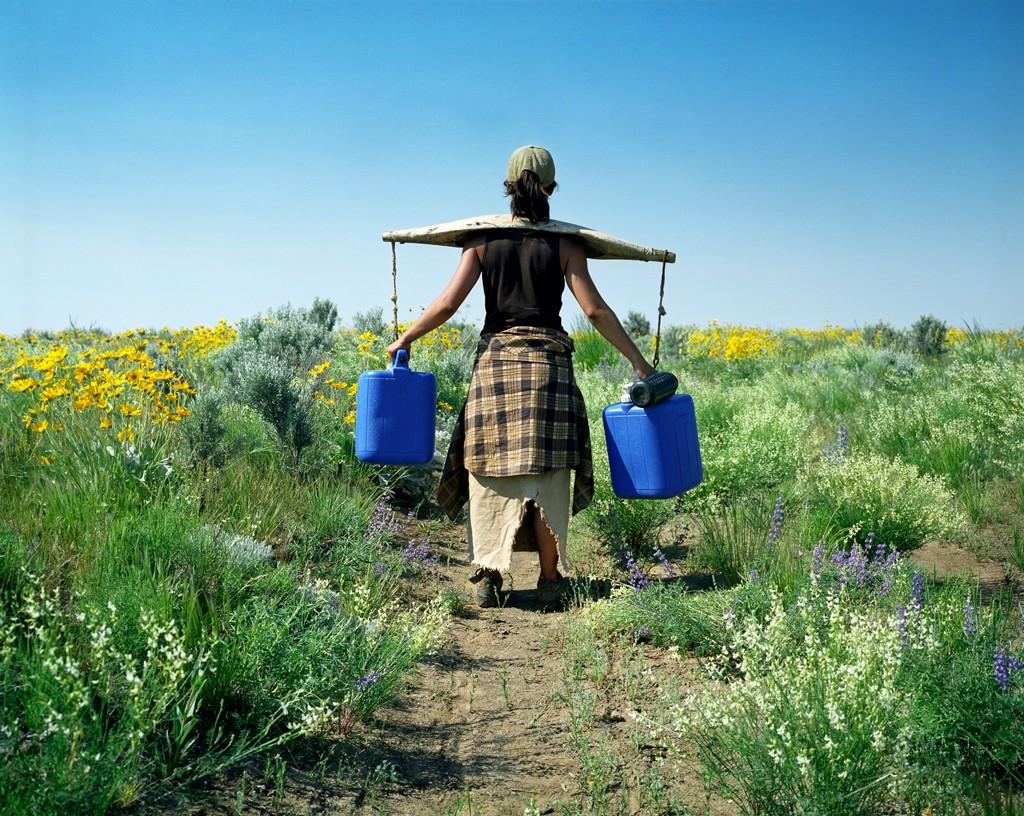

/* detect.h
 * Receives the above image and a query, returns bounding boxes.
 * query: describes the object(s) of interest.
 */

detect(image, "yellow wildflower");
[8,377,38,393]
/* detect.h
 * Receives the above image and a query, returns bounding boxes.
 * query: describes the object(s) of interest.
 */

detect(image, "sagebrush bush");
[307,297,339,334]
[351,307,388,337]
[911,314,949,359]
[623,310,651,338]
[217,300,338,377]
[581,582,732,654]
[861,320,909,351]
[180,387,228,465]
[809,451,964,551]
[222,350,316,464]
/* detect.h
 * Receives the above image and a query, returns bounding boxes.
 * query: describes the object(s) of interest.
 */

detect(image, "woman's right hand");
[632,359,656,380]
[387,338,410,361]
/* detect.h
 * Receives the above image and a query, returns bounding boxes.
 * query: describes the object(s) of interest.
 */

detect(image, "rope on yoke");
[651,250,669,370]
[390,241,399,340]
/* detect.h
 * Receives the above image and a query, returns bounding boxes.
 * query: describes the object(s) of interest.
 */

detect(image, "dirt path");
[342,532,582,815]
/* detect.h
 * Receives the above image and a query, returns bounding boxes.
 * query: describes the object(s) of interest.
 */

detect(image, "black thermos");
[629,371,679,407]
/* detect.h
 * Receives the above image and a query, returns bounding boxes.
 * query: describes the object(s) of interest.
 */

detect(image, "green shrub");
[691,496,774,582]
[588,494,675,557]
[212,587,449,725]
[809,451,964,551]
[623,310,651,339]
[863,360,1024,482]
[307,296,339,334]
[861,320,909,351]
[217,300,338,377]
[690,398,812,507]
[571,329,619,372]
[911,314,949,359]
[352,307,388,337]
[180,387,229,466]
[581,582,732,654]
[666,575,1024,815]
[907,595,1024,784]
[223,351,316,465]
[673,584,916,815]
[0,573,217,813]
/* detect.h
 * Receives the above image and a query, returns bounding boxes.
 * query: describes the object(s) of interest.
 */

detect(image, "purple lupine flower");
[963,597,977,636]
[827,534,901,596]
[993,647,1022,691]
[767,496,785,547]
[850,543,868,587]
[836,425,848,456]
[877,542,898,598]
[877,570,895,599]
[367,494,400,538]
[373,562,387,576]
[354,670,382,691]
[811,544,824,579]
[653,547,675,579]
[400,539,438,570]
[896,604,908,643]
[831,549,849,584]
[825,425,849,461]
[749,568,760,584]
[910,572,926,613]
[620,551,650,592]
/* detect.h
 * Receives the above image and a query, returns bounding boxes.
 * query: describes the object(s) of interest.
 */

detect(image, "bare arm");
[562,236,655,380]
[386,242,482,359]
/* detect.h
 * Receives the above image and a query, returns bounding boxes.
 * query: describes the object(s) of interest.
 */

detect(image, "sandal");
[536,571,565,610]
[468,567,503,608]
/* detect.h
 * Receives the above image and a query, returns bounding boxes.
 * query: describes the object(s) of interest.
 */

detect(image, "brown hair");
[504,170,556,223]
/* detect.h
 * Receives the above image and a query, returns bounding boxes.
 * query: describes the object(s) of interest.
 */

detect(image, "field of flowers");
[1,302,1022,815]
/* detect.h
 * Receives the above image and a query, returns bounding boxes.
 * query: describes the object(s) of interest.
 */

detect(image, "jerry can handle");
[392,348,410,369]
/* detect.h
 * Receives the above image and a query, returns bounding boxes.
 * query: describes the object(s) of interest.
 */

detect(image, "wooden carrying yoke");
[381,215,676,264]
[380,214,676,367]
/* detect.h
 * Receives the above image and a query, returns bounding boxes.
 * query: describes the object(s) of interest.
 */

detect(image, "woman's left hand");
[386,339,410,361]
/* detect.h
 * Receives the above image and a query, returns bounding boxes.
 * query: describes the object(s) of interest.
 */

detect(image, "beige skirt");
[466,468,572,574]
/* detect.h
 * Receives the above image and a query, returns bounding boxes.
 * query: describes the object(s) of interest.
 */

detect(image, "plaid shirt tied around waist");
[436,326,594,520]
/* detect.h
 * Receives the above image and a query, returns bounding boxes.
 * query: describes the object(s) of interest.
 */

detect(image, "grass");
[2,311,1023,813]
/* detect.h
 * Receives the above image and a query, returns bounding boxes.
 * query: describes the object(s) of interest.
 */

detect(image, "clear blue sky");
[2,0,1021,335]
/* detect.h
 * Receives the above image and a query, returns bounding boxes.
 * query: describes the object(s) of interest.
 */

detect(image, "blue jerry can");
[355,349,436,465]
[602,393,703,499]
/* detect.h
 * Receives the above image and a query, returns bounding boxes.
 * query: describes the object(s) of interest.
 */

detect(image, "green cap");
[506,145,556,187]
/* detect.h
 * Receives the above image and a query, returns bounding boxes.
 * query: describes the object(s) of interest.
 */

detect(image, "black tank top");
[478,229,565,335]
